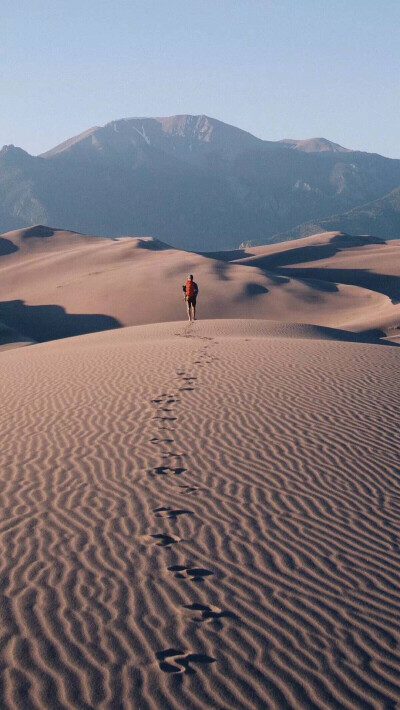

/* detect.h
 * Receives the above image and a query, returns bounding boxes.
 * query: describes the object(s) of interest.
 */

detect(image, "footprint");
[176,484,200,495]
[168,565,213,582]
[149,438,174,445]
[141,533,181,547]
[179,387,194,392]
[156,648,216,674]
[148,466,187,476]
[183,603,237,623]
[152,416,177,421]
[153,507,193,520]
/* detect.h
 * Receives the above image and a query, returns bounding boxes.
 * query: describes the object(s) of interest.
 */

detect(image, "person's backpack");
[186,279,195,298]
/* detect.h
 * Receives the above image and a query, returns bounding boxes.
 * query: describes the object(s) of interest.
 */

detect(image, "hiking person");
[182,274,199,321]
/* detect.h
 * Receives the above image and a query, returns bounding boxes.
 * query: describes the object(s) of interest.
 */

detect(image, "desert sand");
[1,226,400,347]
[1,225,400,708]
[231,232,400,336]
[0,318,400,709]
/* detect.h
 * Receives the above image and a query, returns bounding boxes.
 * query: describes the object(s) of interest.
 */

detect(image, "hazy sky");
[2,0,399,157]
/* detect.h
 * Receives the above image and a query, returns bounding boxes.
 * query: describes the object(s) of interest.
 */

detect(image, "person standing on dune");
[182,274,199,321]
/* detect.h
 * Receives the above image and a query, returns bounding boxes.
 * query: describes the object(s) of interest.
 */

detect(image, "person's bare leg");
[193,304,196,320]
[186,301,191,321]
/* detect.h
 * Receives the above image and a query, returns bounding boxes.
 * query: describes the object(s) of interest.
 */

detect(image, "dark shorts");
[187,296,197,307]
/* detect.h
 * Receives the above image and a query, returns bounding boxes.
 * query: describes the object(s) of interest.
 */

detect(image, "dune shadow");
[0,300,121,343]
[277,268,400,304]
[21,225,55,239]
[244,283,269,296]
[0,238,18,256]
[265,272,290,285]
[135,238,172,250]
[295,277,339,293]
[242,235,386,271]
[304,324,397,346]
[330,233,385,247]
[0,321,33,347]
[213,261,230,281]
[199,249,254,261]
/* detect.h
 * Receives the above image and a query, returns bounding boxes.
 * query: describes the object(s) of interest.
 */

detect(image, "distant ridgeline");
[1,115,400,250]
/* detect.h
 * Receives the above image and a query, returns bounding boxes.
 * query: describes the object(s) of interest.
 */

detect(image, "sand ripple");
[0,320,399,709]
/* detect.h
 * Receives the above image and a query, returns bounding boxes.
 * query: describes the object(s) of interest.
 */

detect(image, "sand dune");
[0,319,399,709]
[0,226,399,346]
[230,232,400,335]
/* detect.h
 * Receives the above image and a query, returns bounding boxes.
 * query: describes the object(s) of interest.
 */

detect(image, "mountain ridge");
[1,114,400,249]
[278,137,352,153]
[40,115,350,160]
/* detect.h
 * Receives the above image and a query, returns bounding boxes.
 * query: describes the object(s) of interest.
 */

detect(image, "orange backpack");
[186,279,195,298]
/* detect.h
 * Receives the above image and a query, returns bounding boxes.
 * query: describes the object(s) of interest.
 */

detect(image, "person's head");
[188,274,193,281]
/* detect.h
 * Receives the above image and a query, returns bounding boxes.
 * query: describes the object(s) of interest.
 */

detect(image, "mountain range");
[1,115,400,250]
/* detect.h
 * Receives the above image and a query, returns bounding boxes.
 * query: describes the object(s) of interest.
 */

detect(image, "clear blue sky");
[1,0,399,157]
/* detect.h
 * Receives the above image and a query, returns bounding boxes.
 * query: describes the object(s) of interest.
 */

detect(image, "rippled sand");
[0,320,399,709]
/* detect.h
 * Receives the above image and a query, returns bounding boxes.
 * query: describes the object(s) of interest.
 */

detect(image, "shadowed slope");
[0,300,120,342]
[0,237,18,256]
[0,320,35,350]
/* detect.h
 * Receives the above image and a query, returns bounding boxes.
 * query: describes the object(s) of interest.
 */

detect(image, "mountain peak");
[0,144,33,165]
[153,114,260,145]
[40,114,262,162]
[1,144,30,156]
[41,116,357,164]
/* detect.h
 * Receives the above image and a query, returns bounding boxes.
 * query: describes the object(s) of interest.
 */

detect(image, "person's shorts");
[187,296,197,307]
